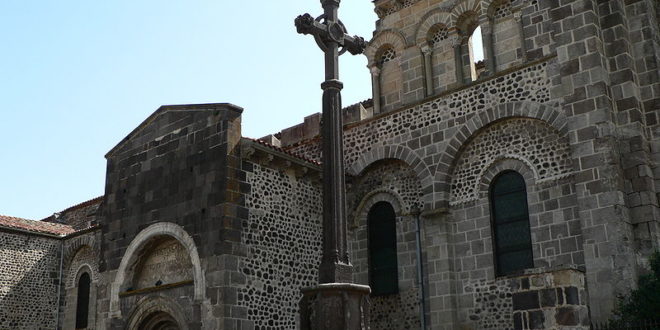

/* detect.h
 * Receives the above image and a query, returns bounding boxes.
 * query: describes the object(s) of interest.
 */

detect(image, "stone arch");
[485,0,513,19]
[427,101,568,210]
[109,222,205,318]
[62,261,98,330]
[62,235,98,272]
[479,158,536,199]
[450,0,483,28]
[365,29,408,67]
[415,9,452,46]
[67,262,98,289]
[351,189,405,229]
[348,144,433,199]
[451,154,538,205]
[125,295,190,330]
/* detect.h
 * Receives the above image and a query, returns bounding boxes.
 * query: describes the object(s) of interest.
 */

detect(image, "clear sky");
[0,1,377,220]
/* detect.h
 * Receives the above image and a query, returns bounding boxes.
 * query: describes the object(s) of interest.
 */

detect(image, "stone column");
[421,44,434,97]
[480,18,496,75]
[514,11,527,62]
[451,35,464,86]
[370,65,382,114]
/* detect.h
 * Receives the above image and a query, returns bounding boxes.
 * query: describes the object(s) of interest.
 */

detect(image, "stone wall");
[238,163,322,329]
[348,160,424,328]
[60,231,101,330]
[97,103,246,329]
[0,231,61,329]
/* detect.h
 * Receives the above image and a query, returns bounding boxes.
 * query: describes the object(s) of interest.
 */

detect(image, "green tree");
[609,251,660,326]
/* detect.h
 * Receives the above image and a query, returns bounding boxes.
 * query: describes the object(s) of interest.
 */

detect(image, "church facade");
[1,0,658,329]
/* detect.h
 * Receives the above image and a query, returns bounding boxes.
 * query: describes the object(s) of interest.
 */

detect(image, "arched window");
[456,12,486,82]
[427,24,449,47]
[76,272,91,329]
[378,46,396,67]
[490,171,533,276]
[468,26,485,81]
[368,201,399,295]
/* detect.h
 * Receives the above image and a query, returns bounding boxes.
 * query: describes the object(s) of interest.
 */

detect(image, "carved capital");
[514,11,522,22]
[369,66,381,76]
[374,6,386,19]
[421,44,432,55]
[450,35,463,48]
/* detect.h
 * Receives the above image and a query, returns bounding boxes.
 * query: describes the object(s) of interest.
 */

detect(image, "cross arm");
[295,13,367,55]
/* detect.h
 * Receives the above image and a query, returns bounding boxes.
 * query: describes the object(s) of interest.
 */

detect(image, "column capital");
[480,21,493,34]
[450,35,463,48]
[421,44,432,55]
[369,65,381,76]
[513,11,522,22]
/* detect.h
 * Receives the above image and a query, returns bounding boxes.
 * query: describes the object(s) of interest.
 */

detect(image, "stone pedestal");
[300,283,371,330]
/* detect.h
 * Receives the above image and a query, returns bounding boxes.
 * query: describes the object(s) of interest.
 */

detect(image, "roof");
[0,215,76,237]
[41,196,103,222]
[247,137,321,166]
[106,103,243,158]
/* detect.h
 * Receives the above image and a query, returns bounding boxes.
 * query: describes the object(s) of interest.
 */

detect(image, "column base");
[300,283,371,330]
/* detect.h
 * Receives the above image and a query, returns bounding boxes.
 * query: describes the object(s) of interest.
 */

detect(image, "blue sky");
[0,1,377,220]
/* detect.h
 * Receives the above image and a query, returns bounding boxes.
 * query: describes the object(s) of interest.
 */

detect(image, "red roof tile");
[247,137,322,166]
[0,215,76,236]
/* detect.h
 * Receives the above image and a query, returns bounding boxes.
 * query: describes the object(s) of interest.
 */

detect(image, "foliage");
[609,251,660,327]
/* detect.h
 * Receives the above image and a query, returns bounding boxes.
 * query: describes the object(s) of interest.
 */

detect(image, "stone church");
[1,0,658,329]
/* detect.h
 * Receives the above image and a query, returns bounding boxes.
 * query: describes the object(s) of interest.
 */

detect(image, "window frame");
[489,170,534,277]
[367,201,400,296]
[75,271,91,329]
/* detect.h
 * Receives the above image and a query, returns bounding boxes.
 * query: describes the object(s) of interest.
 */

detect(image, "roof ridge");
[59,196,103,213]
[246,137,322,166]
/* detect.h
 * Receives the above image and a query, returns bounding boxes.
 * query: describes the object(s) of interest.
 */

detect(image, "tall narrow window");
[368,201,399,295]
[490,171,533,276]
[76,272,90,329]
[468,26,485,81]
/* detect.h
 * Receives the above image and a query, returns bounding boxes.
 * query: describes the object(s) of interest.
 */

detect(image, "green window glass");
[368,201,399,295]
[490,171,534,276]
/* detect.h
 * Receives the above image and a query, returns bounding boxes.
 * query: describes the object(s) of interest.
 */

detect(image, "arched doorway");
[137,311,180,330]
[125,296,190,330]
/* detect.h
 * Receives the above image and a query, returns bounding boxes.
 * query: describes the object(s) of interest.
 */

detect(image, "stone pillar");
[369,65,382,114]
[421,208,458,328]
[421,44,434,97]
[451,35,464,86]
[480,18,496,75]
[300,284,371,330]
[514,11,527,62]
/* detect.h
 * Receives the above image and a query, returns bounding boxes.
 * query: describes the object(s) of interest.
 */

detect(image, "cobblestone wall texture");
[0,232,60,329]
[239,163,322,329]
[348,160,423,328]
[450,118,572,204]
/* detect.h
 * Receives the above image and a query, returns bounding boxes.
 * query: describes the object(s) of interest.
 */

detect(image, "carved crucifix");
[295,0,367,284]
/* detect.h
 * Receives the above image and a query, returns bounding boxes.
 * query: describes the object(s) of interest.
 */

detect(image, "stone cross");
[295,0,366,284]
[295,1,371,329]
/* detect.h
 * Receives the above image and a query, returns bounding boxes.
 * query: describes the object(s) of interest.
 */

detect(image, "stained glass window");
[368,201,399,295]
[490,171,534,276]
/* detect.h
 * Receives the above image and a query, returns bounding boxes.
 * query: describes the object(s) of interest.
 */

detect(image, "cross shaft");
[295,0,366,284]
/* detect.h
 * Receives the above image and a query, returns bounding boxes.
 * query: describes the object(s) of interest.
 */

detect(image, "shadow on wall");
[0,233,61,329]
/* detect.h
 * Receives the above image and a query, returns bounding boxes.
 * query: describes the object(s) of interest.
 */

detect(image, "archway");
[125,296,190,330]
[110,222,205,318]
[138,311,180,330]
